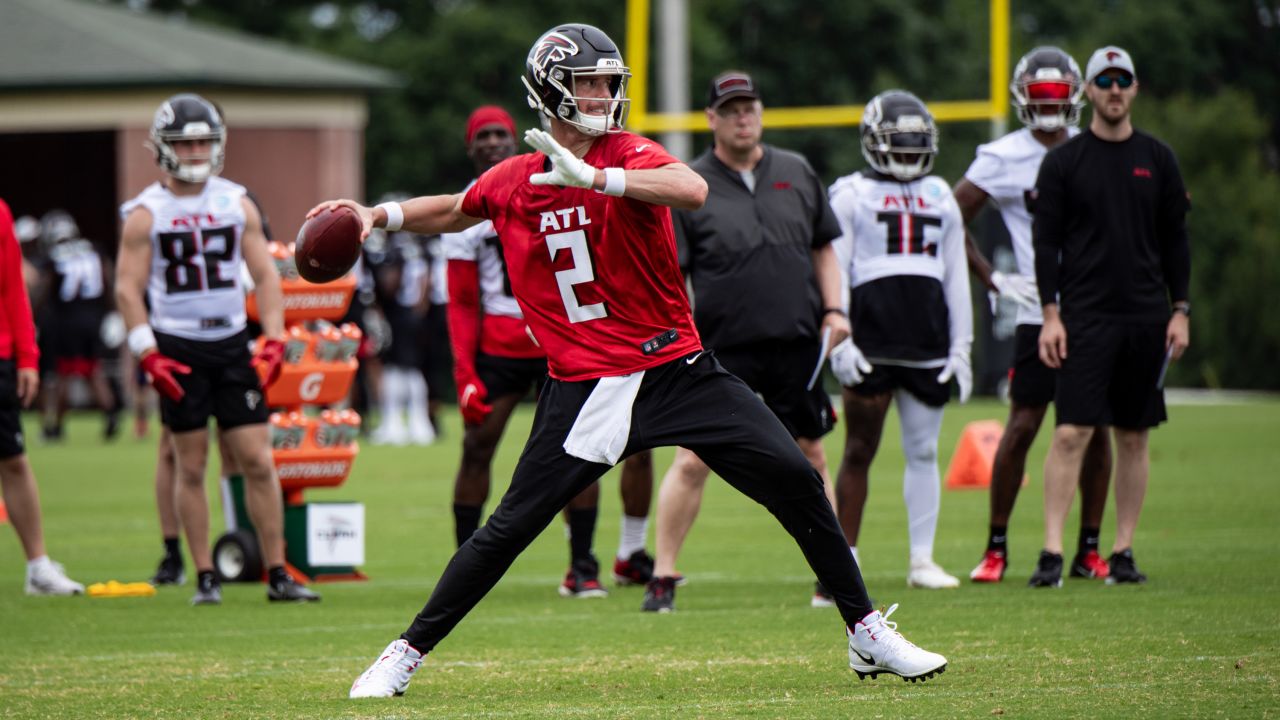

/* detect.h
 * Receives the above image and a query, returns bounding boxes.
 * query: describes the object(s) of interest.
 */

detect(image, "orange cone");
[944,420,1006,490]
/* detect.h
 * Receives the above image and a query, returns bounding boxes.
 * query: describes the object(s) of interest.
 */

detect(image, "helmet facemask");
[863,113,937,182]
[523,25,631,136]
[1010,48,1084,132]
[147,95,227,183]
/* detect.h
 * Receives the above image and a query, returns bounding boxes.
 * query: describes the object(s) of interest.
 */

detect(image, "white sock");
[406,371,434,438]
[27,555,51,572]
[896,390,944,561]
[849,546,860,568]
[379,368,406,434]
[617,514,649,559]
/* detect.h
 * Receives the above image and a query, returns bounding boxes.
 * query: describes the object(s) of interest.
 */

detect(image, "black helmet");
[521,23,630,135]
[149,93,226,182]
[860,90,938,181]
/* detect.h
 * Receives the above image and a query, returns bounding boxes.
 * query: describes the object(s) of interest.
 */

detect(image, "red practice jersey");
[462,131,702,381]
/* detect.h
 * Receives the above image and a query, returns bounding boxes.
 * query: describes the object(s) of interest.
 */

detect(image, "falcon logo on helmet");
[147,93,227,184]
[1010,46,1085,132]
[531,32,579,75]
[521,23,631,136]
[860,90,938,182]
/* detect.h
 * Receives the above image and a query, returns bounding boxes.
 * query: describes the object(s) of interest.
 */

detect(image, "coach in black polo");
[1029,46,1191,588]
[643,70,850,612]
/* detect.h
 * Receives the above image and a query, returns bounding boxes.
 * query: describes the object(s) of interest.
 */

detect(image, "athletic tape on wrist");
[601,167,626,197]
[127,325,157,358]
[376,201,404,232]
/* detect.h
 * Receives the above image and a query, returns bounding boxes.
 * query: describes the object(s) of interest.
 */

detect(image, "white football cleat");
[847,604,948,682]
[350,639,424,698]
[907,556,960,589]
[24,559,85,596]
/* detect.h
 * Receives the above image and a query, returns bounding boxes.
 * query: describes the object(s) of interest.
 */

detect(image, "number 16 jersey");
[120,176,249,342]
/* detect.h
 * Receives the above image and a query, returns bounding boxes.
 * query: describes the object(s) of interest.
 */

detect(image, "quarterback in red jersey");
[322,24,948,699]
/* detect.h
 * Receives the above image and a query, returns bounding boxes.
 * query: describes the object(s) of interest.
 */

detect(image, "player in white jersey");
[443,106,656,596]
[827,90,971,589]
[954,47,1113,584]
[115,93,317,605]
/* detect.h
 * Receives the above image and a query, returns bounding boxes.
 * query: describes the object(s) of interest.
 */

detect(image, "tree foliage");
[116,0,1280,388]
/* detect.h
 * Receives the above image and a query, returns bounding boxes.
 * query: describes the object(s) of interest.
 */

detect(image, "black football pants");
[402,351,874,652]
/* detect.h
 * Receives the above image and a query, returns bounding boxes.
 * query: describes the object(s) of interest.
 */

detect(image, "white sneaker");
[847,604,948,682]
[371,426,409,447]
[407,423,436,446]
[24,559,85,596]
[350,639,424,698]
[907,556,960,589]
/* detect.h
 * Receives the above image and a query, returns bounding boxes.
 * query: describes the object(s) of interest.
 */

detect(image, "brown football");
[295,206,362,284]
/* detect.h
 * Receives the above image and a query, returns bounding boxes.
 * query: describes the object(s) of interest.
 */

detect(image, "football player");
[333,24,947,697]
[31,210,119,441]
[116,93,317,605]
[828,90,971,590]
[954,47,1113,584]
[443,105,657,597]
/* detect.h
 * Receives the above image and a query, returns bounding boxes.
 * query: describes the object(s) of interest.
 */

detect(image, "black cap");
[707,70,760,109]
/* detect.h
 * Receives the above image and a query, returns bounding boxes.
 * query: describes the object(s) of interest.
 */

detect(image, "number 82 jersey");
[828,171,971,366]
[120,176,249,341]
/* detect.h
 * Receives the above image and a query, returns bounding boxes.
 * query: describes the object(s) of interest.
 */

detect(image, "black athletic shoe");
[559,555,608,598]
[268,575,321,602]
[641,576,677,613]
[150,555,186,586]
[191,572,222,606]
[1105,549,1148,585]
[1028,551,1064,588]
[104,413,120,441]
[613,549,655,586]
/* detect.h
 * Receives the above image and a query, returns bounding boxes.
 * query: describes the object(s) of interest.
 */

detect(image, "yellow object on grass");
[87,581,157,598]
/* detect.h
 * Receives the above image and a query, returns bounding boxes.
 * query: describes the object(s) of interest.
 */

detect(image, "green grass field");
[2,398,1278,718]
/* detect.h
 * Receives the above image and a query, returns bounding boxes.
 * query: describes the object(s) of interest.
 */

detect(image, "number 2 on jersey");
[157,227,237,294]
[545,229,607,323]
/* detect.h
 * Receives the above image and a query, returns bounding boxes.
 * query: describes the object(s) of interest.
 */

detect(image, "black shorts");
[1055,319,1167,429]
[850,363,950,407]
[1010,323,1056,407]
[154,330,270,434]
[714,340,834,440]
[0,360,27,459]
[382,307,423,368]
[419,303,453,397]
[476,353,548,401]
[50,308,103,362]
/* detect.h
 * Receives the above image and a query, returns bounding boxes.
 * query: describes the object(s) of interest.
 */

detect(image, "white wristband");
[127,325,157,358]
[601,167,626,197]
[376,201,404,232]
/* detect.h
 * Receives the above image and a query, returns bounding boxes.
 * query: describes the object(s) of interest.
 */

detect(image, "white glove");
[525,128,597,189]
[990,271,1041,313]
[936,348,973,403]
[830,339,873,386]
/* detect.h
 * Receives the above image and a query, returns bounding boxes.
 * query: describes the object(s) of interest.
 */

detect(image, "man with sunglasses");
[955,47,1114,585]
[1030,47,1191,587]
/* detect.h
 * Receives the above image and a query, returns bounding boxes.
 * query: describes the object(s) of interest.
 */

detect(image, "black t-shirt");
[1032,128,1191,323]
[674,145,841,349]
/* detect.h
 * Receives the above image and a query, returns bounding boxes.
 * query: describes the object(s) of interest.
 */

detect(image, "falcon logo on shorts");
[245,390,261,410]
[530,32,579,75]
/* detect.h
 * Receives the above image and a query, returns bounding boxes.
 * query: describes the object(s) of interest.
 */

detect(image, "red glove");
[458,379,493,426]
[252,337,286,389]
[140,351,192,402]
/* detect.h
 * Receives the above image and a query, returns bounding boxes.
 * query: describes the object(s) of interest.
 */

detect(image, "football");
[295,206,362,284]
